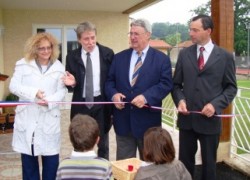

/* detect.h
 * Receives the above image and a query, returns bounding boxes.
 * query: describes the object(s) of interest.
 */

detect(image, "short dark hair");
[143,127,175,164]
[192,14,214,32]
[69,114,99,152]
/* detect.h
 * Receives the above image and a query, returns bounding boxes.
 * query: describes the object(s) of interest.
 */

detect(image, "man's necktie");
[131,52,142,87]
[85,52,94,109]
[198,47,205,70]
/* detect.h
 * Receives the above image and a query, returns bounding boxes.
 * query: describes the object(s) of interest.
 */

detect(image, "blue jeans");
[21,153,59,180]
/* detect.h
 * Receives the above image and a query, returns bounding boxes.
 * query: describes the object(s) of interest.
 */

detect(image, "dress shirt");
[81,46,101,97]
[197,39,214,65]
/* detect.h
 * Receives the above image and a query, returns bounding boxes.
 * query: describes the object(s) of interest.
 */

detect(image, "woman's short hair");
[143,127,175,164]
[130,19,152,33]
[69,114,100,152]
[24,32,59,62]
[75,21,97,39]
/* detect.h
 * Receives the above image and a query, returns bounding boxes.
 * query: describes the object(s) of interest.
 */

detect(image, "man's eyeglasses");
[128,32,146,37]
[37,46,52,52]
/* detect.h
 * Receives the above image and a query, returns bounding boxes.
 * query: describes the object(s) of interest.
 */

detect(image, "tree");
[152,22,189,45]
[165,33,181,46]
[190,0,250,56]
[190,1,211,16]
[234,0,250,56]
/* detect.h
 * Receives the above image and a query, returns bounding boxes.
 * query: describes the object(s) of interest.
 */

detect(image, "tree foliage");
[152,22,189,45]
[165,33,181,46]
[234,0,250,56]
[150,0,249,54]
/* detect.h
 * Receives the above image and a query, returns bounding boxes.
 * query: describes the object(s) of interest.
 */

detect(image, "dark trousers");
[116,133,143,160]
[179,129,220,180]
[70,97,110,160]
[21,153,59,180]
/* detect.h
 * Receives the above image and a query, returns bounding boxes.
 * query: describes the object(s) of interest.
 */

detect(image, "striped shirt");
[56,150,114,180]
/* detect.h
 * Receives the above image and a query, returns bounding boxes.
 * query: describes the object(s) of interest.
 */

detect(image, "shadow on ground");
[194,162,250,180]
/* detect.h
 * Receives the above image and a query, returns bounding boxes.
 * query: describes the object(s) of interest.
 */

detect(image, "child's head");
[143,127,175,165]
[69,114,100,152]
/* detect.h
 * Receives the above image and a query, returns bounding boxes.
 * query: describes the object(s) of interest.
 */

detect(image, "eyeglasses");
[37,46,52,52]
[128,32,146,37]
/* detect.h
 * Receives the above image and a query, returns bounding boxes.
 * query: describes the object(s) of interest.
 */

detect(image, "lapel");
[29,60,42,76]
[131,47,153,87]
[127,49,134,87]
[138,47,153,77]
[98,44,105,89]
[201,45,219,72]
[75,47,85,69]
[185,44,220,74]
[186,45,200,72]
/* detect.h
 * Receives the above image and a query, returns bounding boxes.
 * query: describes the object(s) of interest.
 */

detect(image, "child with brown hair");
[135,127,191,180]
[56,114,113,180]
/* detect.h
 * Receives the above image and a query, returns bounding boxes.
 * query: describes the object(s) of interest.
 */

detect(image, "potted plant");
[2,93,19,131]
[4,93,19,114]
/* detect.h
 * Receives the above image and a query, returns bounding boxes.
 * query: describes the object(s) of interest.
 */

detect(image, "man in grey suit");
[172,15,237,180]
[63,22,114,160]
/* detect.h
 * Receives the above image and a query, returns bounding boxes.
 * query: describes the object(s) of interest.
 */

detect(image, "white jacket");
[9,58,66,156]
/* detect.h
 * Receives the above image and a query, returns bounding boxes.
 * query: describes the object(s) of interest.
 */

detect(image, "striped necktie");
[131,52,142,86]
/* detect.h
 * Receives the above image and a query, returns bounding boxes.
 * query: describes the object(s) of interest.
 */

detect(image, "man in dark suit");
[105,19,173,160]
[172,15,237,180]
[63,21,114,160]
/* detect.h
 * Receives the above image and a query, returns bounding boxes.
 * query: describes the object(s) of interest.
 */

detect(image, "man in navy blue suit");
[105,19,173,160]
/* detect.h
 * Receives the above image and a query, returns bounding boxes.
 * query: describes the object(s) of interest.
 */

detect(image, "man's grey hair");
[75,21,97,39]
[130,19,152,33]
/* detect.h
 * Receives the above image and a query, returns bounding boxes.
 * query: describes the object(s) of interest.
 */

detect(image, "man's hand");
[62,71,76,87]
[201,103,215,117]
[177,99,189,115]
[131,95,146,108]
[113,93,126,110]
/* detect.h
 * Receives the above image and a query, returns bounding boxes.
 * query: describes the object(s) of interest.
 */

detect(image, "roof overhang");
[0,0,162,14]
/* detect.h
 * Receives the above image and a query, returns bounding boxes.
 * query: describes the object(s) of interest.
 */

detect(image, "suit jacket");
[105,47,173,138]
[172,44,237,135]
[66,43,114,131]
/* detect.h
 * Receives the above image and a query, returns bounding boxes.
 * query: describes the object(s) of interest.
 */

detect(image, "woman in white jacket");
[9,32,66,180]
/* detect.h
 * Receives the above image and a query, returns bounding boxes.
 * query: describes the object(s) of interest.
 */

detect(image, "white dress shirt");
[197,39,214,65]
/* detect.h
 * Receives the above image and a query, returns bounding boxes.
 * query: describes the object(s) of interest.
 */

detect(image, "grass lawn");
[237,80,250,88]
[234,80,250,154]
[237,80,250,98]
